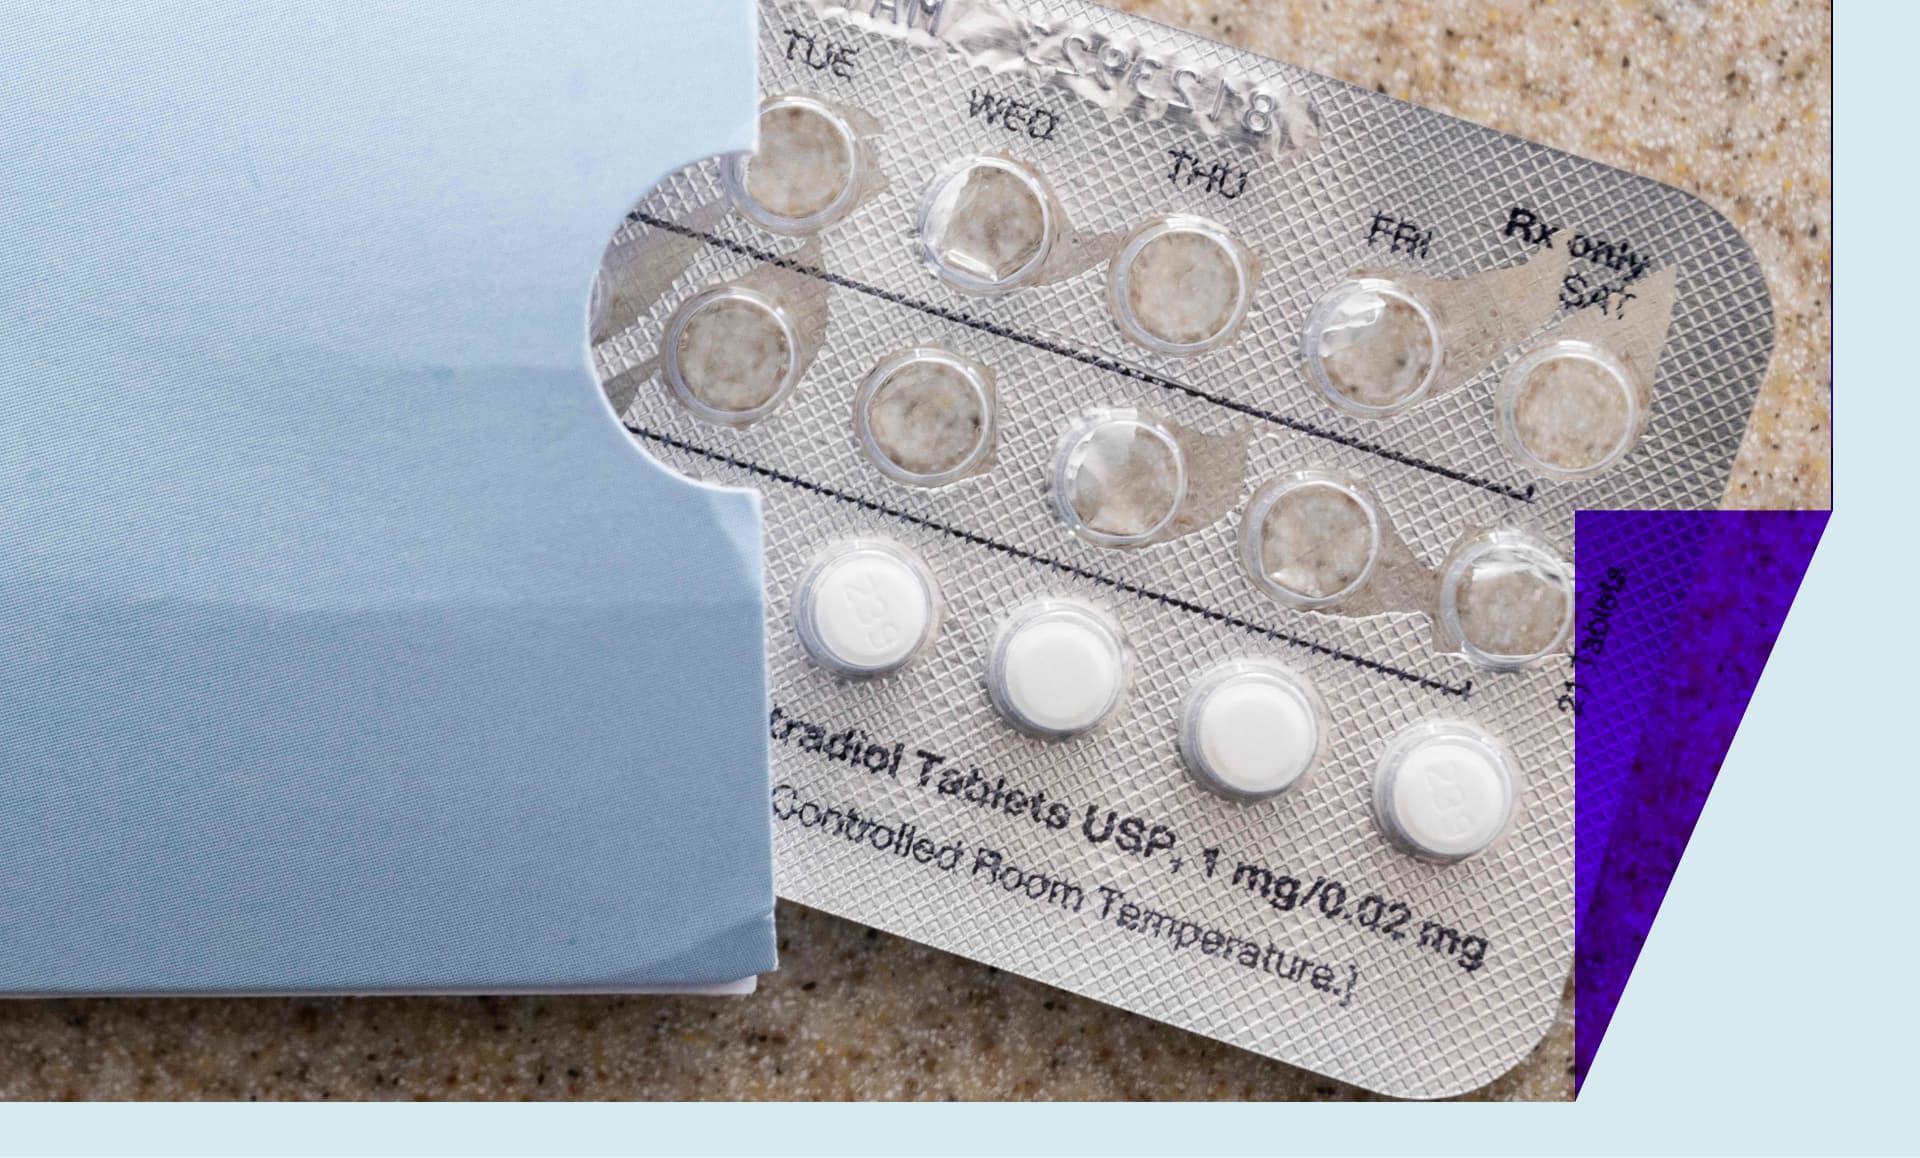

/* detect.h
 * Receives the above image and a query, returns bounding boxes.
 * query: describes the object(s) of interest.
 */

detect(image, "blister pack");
[592,0,1772,1097]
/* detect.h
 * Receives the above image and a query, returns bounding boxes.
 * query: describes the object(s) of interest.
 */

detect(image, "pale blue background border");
[0,0,1874,1153]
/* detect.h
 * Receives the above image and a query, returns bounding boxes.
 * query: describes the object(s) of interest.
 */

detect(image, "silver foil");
[594,0,1769,1097]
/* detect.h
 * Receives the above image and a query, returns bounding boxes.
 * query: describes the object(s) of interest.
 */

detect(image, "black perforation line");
[629,211,1535,504]
[628,424,1474,699]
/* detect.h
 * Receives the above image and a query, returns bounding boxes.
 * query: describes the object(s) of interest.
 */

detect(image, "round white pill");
[793,542,939,677]
[1179,663,1324,801]
[987,602,1128,739]
[1373,721,1519,862]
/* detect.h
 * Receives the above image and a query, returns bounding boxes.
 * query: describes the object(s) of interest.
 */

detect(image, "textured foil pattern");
[593,0,1770,1097]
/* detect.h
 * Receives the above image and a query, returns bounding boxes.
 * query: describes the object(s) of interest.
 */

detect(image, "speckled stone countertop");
[0,0,1829,1103]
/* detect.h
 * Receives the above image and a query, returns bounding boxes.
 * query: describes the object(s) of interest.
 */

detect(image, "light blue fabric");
[0,2,775,990]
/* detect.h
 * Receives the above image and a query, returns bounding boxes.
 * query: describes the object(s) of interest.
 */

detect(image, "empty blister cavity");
[725,94,869,234]
[1178,661,1327,802]
[986,601,1129,739]
[854,348,996,486]
[1373,720,1521,863]
[1302,250,1570,420]
[916,155,1056,294]
[1241,471,1382,609]
[663,286,803,426]
[1499,339,1645,478]
[1108,216,1256,355]
[1438,530,1575,671]
[1052,412,1187,547]
[1304,278,1442,416]
[793,540,941,677]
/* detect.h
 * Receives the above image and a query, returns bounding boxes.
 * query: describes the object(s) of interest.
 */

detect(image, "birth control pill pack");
[593,0,1772,1097]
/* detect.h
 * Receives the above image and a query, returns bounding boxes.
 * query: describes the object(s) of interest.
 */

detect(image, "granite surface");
[0,0,1829,1102]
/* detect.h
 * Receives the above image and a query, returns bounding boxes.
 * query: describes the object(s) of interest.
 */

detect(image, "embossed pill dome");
[794,541,939,678]
[855,349,995,486]
[1179,662,1324,801]
[728,95,860,233]
[1373,721,1519,862]
[987,601,1129,739]
[665,288,799,426]
[1242,473,1381,608]
[1305,279,1442,416]
[916,157,1054,293]
[1501,340,1642,477]
[1110,218,1252,354]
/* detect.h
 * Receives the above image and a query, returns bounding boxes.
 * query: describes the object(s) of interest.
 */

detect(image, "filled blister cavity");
[662,287,801,426]
[1499,339,1643,478]
[1373,720,1521,862]
[1439,530,1574,671]
[1108,217,1254,355]
[793,540,940,678]
[987,601,1130,739]
[1241,471,1381,609]
[1304,278,1443,417]
[854,348,996,486]
[1052,412,1188,547]
[916,156,1055,294]
[725,95,863,234]
[1179,661,1326,802]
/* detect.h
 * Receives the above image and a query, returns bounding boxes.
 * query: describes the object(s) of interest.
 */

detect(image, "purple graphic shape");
[1569,511,1715,927]
[1574,508,1828,1090]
